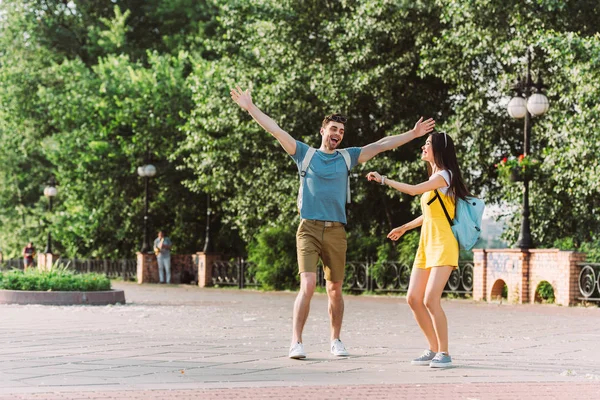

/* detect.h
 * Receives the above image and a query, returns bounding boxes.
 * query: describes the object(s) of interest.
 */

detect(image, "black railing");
[578,263,600,302]
[211,259,259,289]
[212,259,474,295]
[2,259,25,270]
[1,258,137,280]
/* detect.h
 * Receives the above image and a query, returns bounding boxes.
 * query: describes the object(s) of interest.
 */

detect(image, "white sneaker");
[289,342,306,359]
[330,339,349,356]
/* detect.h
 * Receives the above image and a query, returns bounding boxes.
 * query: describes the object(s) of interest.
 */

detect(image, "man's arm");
[357,117,435,164]
[230,86,296,155]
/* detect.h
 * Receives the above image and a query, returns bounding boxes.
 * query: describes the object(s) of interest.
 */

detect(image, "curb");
[0,289,126,305]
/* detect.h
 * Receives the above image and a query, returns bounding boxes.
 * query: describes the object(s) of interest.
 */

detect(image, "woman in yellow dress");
[366,131,471,368]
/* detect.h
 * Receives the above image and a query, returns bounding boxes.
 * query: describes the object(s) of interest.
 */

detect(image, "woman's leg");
[406,267,438,352]
[424,266,453,353]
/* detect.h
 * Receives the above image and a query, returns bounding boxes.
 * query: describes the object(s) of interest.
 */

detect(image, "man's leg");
[157,257,165,283]
[326,279,344,341]
[291,272,317,345]
[291,220,321,359]
[321,224,348,356]
[164,256,171,283]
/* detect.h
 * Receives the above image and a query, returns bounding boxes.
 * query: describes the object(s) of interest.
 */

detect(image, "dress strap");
[427,190,454,227]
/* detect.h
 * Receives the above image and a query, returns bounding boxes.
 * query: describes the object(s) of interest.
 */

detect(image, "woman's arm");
[387,215,423,241]
[366,171,448,196]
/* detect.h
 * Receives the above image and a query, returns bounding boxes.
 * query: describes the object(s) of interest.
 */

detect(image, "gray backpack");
[297,147,352,209]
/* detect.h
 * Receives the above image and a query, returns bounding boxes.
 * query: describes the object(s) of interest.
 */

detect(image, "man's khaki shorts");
[296,219,347,282]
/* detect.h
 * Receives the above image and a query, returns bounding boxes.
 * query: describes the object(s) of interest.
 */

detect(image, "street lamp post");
[43,177,58,254]
[137,163,157,253]
[203,193,213,253]
[506,49,550,249]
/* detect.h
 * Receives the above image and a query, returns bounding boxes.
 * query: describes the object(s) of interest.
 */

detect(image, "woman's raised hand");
[387,226,406,241]
[366,171,382,184]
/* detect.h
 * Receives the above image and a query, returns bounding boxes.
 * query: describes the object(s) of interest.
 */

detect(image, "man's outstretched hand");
[230,86,253,111]
[413,117,436,138]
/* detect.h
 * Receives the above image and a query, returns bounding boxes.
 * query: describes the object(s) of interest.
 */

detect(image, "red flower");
[501,157,508,164]
[518,154,525,162]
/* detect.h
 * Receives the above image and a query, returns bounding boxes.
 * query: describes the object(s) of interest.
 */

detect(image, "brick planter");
[0,289,126,305]
[473,248,586,306]
[136,252,220,287]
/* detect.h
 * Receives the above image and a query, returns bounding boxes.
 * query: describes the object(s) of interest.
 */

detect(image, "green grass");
[0,269,111,291]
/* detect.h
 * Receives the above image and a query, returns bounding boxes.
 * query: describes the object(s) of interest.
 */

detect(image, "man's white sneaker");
[330,339,349,356]
[289,342,306,359]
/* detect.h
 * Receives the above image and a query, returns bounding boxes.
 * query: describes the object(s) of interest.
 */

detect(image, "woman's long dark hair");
[426,131,471,202]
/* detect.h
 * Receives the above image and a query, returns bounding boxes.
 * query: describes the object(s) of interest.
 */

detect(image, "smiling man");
[230,86,435,359]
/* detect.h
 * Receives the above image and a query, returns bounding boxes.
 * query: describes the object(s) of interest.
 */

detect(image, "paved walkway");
[0,282,599,399]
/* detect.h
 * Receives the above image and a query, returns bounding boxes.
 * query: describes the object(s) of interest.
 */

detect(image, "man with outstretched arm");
[230,86,435,359]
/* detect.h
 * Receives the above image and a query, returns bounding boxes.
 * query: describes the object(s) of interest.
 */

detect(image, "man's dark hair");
[322,113,347,128]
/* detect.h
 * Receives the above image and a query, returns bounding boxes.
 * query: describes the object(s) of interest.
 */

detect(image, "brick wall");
[136,253,198,284]
[473,249,586,306]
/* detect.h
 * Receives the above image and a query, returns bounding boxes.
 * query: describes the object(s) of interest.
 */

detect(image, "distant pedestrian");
[154,231,172,284]
[367,131,471,368]
[22,242,36,270]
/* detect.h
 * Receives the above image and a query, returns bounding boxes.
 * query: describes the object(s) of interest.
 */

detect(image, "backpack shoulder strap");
[427,189,454,226]
[337,149,351,170]
[300,147,317,177]
[297,147,317,209]
[337,149,351,204]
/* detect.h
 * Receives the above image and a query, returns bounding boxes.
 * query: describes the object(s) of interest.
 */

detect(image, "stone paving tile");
[0,282,599,398]
[0,383,599,400]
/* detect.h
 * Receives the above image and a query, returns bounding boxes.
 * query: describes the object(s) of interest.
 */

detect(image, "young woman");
[366,131,470,368]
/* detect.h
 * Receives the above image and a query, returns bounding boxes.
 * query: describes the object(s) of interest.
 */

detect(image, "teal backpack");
[428,189,485,251]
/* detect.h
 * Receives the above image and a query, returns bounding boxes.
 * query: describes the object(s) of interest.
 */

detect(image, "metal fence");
[2,259,25,270]
[578,263,600,302]
[211,259,259,289]
[1,258,137,280]
[211,259,475,295]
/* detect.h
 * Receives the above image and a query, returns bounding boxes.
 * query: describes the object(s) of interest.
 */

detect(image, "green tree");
[181,0,448,252]
[419,0,600,246]
[0,1,217,258]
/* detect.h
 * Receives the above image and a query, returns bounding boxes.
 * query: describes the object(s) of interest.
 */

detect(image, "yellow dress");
[413,189,459,269]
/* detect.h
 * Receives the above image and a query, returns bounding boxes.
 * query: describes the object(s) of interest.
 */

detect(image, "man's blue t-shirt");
[291,140,361,224]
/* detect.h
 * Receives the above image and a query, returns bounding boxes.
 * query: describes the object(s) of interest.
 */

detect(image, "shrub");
[397,230,420,267]
[247,223,298,290]
[369,242,396,287]
[536,281,555,304]
[553,237,600,263]
[0,269,111,291]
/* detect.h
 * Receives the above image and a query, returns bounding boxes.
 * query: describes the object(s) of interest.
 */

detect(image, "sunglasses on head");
[326,115,347,124]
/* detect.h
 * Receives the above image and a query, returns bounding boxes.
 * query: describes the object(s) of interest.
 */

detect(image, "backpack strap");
[427,189,454,227]
[297,147,317,209]
[337,149,351,204]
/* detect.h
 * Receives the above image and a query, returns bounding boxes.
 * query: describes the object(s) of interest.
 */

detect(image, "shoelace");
[332,340,345,350]
[432,352,448,361]
[418,350,434,359]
